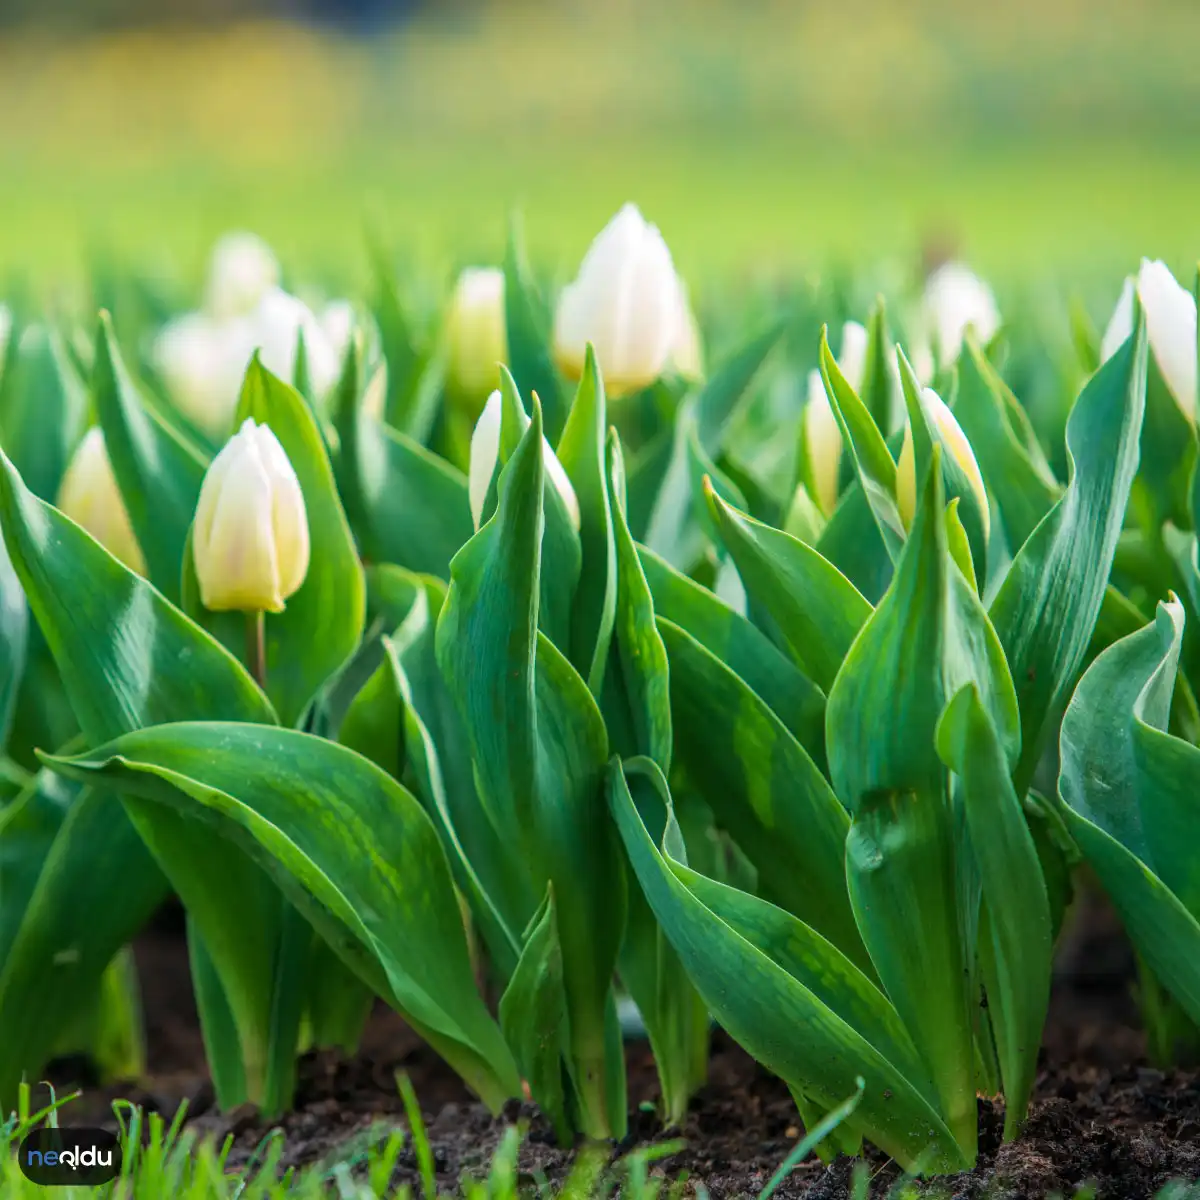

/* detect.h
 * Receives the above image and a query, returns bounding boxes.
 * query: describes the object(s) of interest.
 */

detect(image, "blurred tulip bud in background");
[154,235,345,439]
[204,232,281,320]
[897,385,990,536]
[468,389,580,532]
[445,267,508,406]
[554,203,686,396]
[919,261,1001,374]
[1100,259,1196,421]
[56,427,147,575]
[193,417,310,613]
[670,281,705,381]
[803,320,868,516]
[319,299,357,369]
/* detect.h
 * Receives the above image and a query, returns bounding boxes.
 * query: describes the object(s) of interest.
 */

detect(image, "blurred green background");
[1,0,1197,293]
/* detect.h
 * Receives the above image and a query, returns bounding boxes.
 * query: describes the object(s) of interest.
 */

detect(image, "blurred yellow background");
[1,0,1197,287]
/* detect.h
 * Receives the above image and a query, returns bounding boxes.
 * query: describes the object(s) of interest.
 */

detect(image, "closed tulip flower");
[468,390,580,533]
[1101,259,1197,421]
[446,267,508,403]
[57,427,146,575]
[921,262,1001,371]
[193,418,310,614]
[554,203,683,396]
[205,232,281,320]
[897,385,990,538]
[803,321,868,516]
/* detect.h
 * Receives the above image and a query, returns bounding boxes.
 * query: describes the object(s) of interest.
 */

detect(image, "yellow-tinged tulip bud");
[553,203,683,397]
[1101,260,1197,421]
[803,321,868,516]
[193,418,310,613]
[57,428,147,575]
[468,390,580,533]
[897,387,990,538]
[446,267,508,403]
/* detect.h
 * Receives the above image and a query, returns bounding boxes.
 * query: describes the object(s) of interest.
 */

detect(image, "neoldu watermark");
[18,1127,121,1186]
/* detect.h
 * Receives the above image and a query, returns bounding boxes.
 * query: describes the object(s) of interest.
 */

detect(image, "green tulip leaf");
[953,338,1059,555]
[498,888,572,1144]
[826,452,1019,1161]
[46,722,521,1111]
[92,312,209,602]
[936,685,1051,1139]
[0,325,88,503]
[990,319,1148,794]
[0,533,28,748]
[637,543,826,760]
[504,212,566,441]
[608,757,964,1175]
[333,344,473,578]
[657,617,865,967]
[705,484,871,693]
[555,346,617,693]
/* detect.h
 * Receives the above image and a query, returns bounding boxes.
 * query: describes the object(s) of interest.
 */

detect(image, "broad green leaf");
[183,357,366,726]
[936,686,1051,1139]
[954,339,1059,554]
[48,722,521,1110]
[368,244,424,435]
[504,213,566,440]
[437,405,624,1136]
[608,758,964,1174]
[818,326,905,560]
[641,322,784,565]
[657,618,865,968]
[92,312,209,602]
[0,533,28,747]
[0,447,296,1108]
[814,480,894,605]
[826,454,1018,1161]
[1059,598,1200,1026]
[605,433,671,770]
[638,543,826,761]
[556,346,616,693]
[333,345,473,578]
[990,320,1148,794]
[0,326,88,502]
[705,485,871,693]
[693,319,786,453]
[498,889,571,1144]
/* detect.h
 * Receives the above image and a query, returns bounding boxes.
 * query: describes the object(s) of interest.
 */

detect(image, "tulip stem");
[245,609,267,688]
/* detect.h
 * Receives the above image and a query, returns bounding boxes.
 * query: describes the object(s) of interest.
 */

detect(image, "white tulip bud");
[320,300,357,369]
[803,321,868,516]
[250,287,340,399]
[445,267,508,402]
[206,232,281,320]
[553,203,682,397]
[467,390,580,533]
[897,387,990,538]
[922,262,1001,369]
[193,418,310,613]
[153,312,257,437]
[1101,260,1197,421]
[57,428,146,575]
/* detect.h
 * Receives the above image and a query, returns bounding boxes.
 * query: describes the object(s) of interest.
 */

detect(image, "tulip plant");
[2,202,1200,1180]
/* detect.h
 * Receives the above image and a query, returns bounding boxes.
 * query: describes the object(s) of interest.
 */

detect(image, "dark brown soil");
[40,895,1200,1199]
